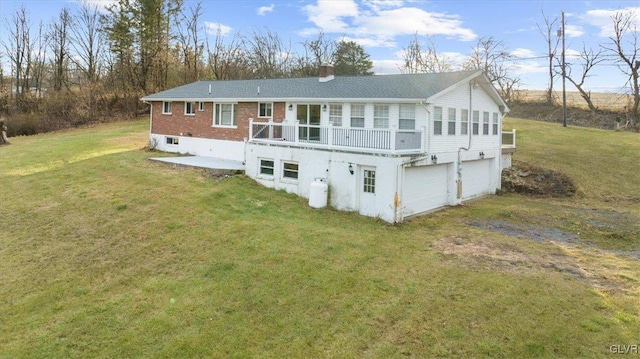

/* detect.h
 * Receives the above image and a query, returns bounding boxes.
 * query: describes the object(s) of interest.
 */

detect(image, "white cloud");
[257,4,275,16]
[205,22,233,37]
[511,48,537,58]
[371,59,403,74]
[581,7,640,37]
[300,0,476,47]
[564,24,584,38]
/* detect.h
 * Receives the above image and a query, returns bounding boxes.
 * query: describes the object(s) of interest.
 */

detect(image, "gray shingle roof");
[141,70,484,102]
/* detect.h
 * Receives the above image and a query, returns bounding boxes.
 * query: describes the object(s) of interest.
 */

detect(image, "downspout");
[394,100,431,223]
[457,80,475,199]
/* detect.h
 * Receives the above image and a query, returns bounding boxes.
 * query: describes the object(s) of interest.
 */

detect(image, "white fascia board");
[141,97,427,103]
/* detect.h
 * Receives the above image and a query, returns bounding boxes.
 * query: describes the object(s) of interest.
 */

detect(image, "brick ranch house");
[141,66,515,223]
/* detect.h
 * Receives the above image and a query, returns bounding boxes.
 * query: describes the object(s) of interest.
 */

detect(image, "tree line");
[0,1,637,136]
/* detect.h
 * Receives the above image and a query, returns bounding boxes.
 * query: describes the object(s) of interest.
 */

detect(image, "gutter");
[456,80,475,199]
[394,100,431,223]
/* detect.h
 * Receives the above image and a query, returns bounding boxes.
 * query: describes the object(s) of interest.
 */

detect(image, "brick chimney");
[319,63,334,82]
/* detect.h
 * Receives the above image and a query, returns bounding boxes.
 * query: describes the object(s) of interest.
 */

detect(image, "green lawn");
[1,118,638,358]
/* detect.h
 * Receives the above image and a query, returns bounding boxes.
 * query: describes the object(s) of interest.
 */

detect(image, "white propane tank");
[308,178,328,208]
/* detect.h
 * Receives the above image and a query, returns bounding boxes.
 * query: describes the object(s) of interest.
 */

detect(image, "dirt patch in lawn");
[501,163,577,197]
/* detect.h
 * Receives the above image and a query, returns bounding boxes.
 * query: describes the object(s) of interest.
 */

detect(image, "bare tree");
[563,45,605,112]
[602,10,639,124]
[175,1,204,83]
[206,29,249,80]
[537,9,560,105]
[400,34,452,73]
[294,31,336,77]
[48,7,73,92]
[464,36,519,102]
[245,28,293,78]
[1,6,32,100]
[70,2,105,117]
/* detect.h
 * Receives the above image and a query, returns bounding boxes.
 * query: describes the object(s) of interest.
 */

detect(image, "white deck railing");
[249,120,424,154]
[501,129,516,148]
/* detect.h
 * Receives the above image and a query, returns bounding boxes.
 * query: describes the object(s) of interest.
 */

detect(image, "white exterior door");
[402,165,449,216]
[359,166,377,217]
[461,159,493,200]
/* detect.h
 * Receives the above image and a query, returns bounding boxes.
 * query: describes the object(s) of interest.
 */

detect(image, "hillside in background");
[508,90,635,130]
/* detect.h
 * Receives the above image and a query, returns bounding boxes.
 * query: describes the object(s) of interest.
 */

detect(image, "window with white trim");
[399,104,415,130]
[214,103,237,126]
[185,102,196,115]
[282,162,299,179]
[162,101,172,114]
[472,110,479,135]
[329,104,342,126]
[259,102,272,118]
[492,112,499,135]
[363,169,375,194]
[198,101,204,111]
[461,109,468,135]
[165,136,179,145]
[350,104,365,128]
[448,108,456,135]
[259,159,274,176]
[433,106,443,135]
[374,104,389,128]
[483,111,490,135]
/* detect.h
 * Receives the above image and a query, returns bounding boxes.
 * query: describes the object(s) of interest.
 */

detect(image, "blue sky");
[1,0,638,92]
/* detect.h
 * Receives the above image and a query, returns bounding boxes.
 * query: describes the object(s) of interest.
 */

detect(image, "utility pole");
[561,11,567,127]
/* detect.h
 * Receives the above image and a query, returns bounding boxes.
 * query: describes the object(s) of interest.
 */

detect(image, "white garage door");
[461,159,493,200]
[403,164,449,216]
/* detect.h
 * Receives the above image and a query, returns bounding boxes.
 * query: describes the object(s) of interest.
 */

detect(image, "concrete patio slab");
[149,156,245,171]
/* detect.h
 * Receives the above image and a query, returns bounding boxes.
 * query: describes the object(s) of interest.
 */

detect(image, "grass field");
[1,119,638,357]
[517,89,633,112]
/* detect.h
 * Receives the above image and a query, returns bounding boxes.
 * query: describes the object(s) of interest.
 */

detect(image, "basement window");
[259,159,274,176]
[282,162,299,180]
[165,136,179,145]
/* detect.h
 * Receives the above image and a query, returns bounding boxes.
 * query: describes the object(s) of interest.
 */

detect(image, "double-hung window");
[350,104,365,128]
[214,103,237,127]
[492,112,499,135]
[198,101,204,111]
[162,101,172,114]
[373,104,389,128]
[472,110,479,135]
[433,106,443,135]
[329,104,342,126]
[399,104,415,130]
[461,109,468,135]
[448,108,456,135]
[185,102,196,115]
[483,111,490,135]
[259,102,272,118]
